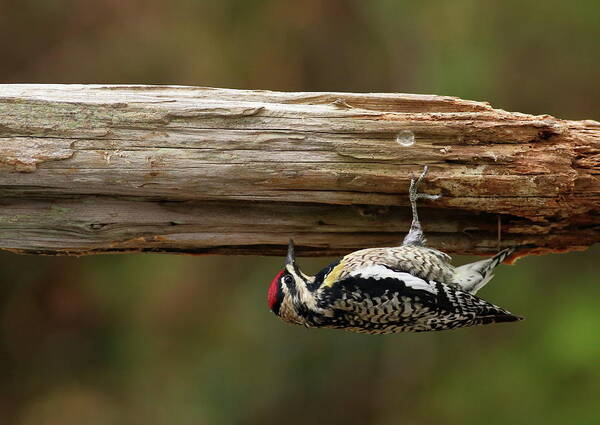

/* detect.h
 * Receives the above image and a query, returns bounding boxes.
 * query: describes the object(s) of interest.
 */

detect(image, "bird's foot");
[409,166,441,204]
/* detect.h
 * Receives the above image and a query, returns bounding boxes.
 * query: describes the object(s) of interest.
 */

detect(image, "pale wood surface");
[0,84,598,256]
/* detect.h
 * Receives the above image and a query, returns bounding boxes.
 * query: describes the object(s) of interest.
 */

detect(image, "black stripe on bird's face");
[268,265,306,315]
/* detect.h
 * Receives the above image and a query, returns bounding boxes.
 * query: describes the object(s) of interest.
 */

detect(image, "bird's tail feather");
[454,247,516,294]
[486,247,516,270]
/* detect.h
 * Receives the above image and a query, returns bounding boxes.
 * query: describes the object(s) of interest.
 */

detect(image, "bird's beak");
[286,239,296,266]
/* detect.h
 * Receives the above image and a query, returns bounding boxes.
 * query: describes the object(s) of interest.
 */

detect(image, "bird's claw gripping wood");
[409,166,441,203]
[267,166,523,334]
[404,165,441,247]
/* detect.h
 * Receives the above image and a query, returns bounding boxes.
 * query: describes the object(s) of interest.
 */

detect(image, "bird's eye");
[282,275,293,285]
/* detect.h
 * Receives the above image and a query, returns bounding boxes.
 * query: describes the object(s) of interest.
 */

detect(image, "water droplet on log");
[395,130,415,147]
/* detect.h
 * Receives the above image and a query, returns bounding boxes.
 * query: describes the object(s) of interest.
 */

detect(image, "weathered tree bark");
[0,84,598,257]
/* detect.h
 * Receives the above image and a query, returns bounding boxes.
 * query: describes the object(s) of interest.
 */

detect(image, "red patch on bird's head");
[268,270,285,311]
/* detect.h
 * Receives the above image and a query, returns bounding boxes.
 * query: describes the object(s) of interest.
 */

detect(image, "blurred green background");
[1,1,599,424]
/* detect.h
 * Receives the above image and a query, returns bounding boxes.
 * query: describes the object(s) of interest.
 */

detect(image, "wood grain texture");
[0,84,598,257]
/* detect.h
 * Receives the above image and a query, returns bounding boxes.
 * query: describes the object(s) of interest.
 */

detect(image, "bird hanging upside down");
[267,166,523,334]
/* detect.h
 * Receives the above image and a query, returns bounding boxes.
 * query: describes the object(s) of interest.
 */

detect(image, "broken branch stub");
[0,84,598,257]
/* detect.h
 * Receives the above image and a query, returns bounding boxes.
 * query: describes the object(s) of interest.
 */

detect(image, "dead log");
[0,84,598,257]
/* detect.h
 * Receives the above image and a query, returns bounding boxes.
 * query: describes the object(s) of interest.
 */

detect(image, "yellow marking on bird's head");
[322,258,347,288]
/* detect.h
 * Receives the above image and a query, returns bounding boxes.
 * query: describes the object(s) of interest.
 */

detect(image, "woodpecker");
[267,166,523,334]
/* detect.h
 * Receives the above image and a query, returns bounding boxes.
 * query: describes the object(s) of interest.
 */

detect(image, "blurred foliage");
[0,1,598,424]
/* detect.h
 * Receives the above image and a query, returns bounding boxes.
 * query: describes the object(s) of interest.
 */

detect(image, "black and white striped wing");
[317,265,520,334]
